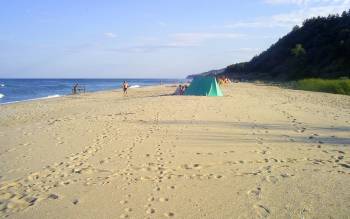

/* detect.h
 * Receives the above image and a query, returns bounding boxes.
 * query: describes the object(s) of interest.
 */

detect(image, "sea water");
[0,79,184,104]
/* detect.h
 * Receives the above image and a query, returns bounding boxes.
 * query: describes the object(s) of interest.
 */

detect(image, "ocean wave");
[0,94,61,105]
[0,93,4,98]
[46,94,61,99]
[0,84,5,87]
[129,85,141,88]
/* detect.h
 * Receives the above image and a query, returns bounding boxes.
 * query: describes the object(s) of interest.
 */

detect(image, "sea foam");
[129,85,141,88]
[46,94,61,99]
[0,94,61,105]
[0,93,4,98]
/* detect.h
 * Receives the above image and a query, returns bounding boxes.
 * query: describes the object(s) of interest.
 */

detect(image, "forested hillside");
[224,10,350,80]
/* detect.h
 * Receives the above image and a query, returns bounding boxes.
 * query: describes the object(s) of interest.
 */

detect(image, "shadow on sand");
[127,119,350,146]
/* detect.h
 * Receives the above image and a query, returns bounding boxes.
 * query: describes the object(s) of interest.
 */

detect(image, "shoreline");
[0,83,179,105]
[2,79,347,106]
[0,94,63,105]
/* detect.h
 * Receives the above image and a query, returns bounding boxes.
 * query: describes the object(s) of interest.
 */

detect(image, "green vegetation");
[223,10,350,80]
[295,78,350,95]
[291,44,306,57]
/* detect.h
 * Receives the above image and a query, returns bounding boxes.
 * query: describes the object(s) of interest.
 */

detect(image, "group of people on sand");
[174,84,188,95]
[217,76,231,86]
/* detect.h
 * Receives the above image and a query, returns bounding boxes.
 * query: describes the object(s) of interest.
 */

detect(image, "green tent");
[184,76,223,96]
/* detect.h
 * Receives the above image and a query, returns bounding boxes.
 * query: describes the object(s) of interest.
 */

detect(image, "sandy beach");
[0,83,349,218]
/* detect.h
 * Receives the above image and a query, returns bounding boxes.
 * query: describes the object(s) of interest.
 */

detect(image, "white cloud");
[158,21,167,27]
[104,32,117,38]
[264,0,309,5]
[105,32,246,53]
[169,32,246,46]
[271,3,350,24]
[229,48,262,52]
[225,0,350,29]
[224,21,290,28]
[106,44,189,53]
[264,0,350,5]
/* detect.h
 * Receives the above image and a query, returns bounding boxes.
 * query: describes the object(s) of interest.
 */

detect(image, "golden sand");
[0,83,349,218]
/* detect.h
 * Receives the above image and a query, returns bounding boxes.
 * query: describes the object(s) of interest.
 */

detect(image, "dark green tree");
[291,44,306,57]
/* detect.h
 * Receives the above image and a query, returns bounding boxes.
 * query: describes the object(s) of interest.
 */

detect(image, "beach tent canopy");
[184,76,223,96]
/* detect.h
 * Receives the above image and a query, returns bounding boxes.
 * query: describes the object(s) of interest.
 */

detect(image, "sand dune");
[0,83,349,218]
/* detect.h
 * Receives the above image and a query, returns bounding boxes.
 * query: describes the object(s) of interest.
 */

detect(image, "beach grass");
[295,78,350,95]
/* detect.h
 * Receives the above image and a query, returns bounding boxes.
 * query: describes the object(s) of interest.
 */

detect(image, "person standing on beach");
[122,81,128,95]
[72,83,78,94]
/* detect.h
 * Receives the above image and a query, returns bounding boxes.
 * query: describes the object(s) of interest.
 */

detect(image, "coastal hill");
[191,11,350,81]
[187,68,225,79]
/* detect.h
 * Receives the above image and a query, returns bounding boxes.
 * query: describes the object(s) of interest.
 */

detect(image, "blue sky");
[0,0,349,78]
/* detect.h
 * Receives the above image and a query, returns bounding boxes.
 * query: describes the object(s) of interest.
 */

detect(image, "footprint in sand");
[153,187,160,192]
[124,208,132,212]
[146,208,155,214]
[48,194,59,200]
[247,187,261,199]
[264,175,279,183]
[159,197,169,202]
[167,185,175,190]
[164,212,175,217]
[119,213,129,218]
[339,163,350,169]
[254,204,270,218]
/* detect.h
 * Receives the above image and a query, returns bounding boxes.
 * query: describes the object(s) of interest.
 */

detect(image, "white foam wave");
[0,84,5,87]
[0,94,61,105]
[46,94,61,99]
[0,93,4,98]
[129,85,141,88]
